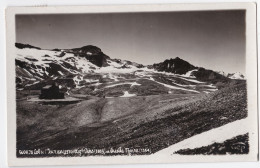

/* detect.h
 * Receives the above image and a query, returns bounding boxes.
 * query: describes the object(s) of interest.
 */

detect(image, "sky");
[16,10,246,74]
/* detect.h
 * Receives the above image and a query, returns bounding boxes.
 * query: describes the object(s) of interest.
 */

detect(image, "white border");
[5,3,258,167]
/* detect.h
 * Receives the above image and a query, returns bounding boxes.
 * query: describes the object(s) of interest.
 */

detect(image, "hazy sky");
[16,10,246,74]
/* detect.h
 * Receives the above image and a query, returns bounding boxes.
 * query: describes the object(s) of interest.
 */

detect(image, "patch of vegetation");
[175,133,249,155]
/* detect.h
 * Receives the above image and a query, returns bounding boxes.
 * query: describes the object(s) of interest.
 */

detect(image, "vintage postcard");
[6,3,258,166]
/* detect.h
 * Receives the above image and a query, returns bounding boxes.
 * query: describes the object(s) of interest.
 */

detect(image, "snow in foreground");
[155,118,248,155]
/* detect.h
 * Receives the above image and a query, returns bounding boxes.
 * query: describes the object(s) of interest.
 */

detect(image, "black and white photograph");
[5,3,258,166]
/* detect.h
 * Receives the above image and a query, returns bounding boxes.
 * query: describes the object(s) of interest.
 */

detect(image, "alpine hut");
[39,83,64,99]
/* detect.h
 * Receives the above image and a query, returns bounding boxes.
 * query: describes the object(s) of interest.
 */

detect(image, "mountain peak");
[15,43,41,50]
[153,57,196,75]
[80,45,101,50]
[71,45,102,55]
[216,71,245,80]
[227,72,245,80]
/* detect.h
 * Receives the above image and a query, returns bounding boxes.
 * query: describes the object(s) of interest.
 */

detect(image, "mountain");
[15,43,146,90]
[15,43,248,158]
[15,43,41,50]
[217,71,227,77]
[152,57,230,83]
[67,45,110,67]
[152,57,195,74]
[216,71,245,80]
[227,72,245,80]
[15,43,243,97]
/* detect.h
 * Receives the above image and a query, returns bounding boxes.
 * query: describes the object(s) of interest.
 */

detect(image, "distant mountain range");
[217,71,245,80]
[15,43,245,96]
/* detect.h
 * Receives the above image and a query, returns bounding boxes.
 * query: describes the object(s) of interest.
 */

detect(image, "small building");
[39,83,64,99]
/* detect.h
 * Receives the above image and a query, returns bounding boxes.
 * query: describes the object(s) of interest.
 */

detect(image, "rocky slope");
[15,43,248,157]
[16,80,247,157]
[152,57,195,74]
[152,58,234,82]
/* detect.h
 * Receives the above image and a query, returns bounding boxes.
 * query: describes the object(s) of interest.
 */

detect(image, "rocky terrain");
[15,43,247,157]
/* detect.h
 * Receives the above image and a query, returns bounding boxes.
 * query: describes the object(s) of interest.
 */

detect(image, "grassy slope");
[16,82,247,157]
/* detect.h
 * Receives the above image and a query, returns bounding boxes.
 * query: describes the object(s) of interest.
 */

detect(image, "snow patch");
[181,69,197,78]
[206,88,218,92]
[108,73,119,81]
[176,76,205,84]
[85,79,99,83]
[155,118,249,155]
[16,48,98,76]
[168,79,196,88]
[58,71,64,75]
[206,84,217,88]
[25,81,40,87]
[228,72,245,80]
[73,75,84,87]
[104,82,141,88]
[96,66,138,73]
[120,91,136,97]
[130,82,141,87]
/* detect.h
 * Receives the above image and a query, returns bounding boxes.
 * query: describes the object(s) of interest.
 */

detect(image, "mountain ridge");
[15,42,245,80]
[15,43,245,96]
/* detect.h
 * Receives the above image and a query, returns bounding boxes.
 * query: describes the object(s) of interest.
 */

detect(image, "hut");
[39,83,64,99]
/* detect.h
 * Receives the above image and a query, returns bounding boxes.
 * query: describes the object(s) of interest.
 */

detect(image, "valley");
[15,43,247,157]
